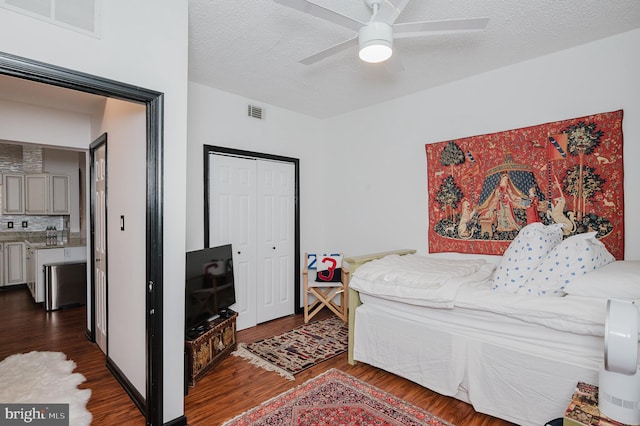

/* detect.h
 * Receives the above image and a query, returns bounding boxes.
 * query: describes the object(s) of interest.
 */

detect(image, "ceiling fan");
[274,0,490,65]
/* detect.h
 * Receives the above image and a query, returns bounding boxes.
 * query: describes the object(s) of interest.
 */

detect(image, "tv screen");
[185,244,236,335]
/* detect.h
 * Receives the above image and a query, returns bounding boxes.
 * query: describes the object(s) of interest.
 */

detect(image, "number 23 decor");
[425,109,624,259]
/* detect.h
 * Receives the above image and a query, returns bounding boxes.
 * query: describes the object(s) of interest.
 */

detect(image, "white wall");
[95,98,147,396]
[325,28,640,261]
[186,83,328,254]
[0,99,91,147]
[0,100,89,234]
[0,1,189,422]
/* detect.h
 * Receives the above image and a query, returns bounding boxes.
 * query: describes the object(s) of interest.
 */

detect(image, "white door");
[209,154,295,330]
[209,154,258,331]
[94,142,108,354]
[256,160,295,323]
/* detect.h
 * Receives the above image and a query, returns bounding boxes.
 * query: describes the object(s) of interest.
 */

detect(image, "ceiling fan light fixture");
[358,22,393,63]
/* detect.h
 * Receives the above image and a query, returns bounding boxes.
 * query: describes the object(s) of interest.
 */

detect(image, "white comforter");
[349,253,614,336]
[348,254,495,309]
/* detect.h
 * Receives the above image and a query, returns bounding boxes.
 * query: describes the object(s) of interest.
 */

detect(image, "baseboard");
[164,415,188,426]
[0,284,27,292]
[84,328,94,342]
[106,356,146,416]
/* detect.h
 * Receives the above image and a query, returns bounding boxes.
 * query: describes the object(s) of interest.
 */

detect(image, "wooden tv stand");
[185,311,237,386]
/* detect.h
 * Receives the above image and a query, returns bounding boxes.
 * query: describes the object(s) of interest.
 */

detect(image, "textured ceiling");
[188,0,640,119]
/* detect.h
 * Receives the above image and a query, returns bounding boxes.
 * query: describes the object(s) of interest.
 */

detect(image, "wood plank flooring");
[0,286,514,426]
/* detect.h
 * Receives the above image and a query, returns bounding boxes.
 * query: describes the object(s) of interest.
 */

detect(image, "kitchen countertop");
[24,238,86,249]
[0,232,85,247]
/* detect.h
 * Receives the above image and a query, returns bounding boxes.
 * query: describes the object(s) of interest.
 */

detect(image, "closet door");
[209,154,257,331]
[209,154,295,331]
[256,160,295,323]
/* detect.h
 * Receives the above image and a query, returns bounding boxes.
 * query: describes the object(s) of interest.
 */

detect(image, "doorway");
[0,52,164,425]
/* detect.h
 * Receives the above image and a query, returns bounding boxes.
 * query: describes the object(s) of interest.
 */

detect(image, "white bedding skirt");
[353,295,601,426]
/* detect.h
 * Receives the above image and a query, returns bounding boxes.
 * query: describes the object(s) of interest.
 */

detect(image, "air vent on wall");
[247,104,264,120]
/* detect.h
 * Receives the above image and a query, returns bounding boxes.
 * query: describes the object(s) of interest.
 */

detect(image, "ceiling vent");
[247,104,264,120]
[0,0,101,37]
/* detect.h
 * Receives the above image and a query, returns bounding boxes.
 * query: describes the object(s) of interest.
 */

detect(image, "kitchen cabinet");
[2,174,25,214]
[25,174,49,214]
[4,173,70,215]
[25,173,70,215]
[26,243,86,303]
[4,241,26,286]
[0,243,4,287]
[25,244,34,291]
[50,174,71,215]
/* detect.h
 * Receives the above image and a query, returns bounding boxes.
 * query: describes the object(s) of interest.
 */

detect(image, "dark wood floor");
[0,286,514,426]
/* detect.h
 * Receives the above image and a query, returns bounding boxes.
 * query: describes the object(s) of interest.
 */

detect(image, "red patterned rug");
[232,316,348,380]
[222,368,453,426]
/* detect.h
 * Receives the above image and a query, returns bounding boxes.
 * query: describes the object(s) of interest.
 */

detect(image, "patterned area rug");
[222,368,454,426]
[232,316,348,380]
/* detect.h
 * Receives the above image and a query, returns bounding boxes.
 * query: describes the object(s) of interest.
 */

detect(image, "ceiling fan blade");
[274,0,364,31]
[387,0,411,24]
[299,37,358,65]
[394,17,489,38]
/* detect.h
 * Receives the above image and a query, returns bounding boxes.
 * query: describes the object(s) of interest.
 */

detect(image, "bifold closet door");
[255,159,295,324]
[209,154,294,331]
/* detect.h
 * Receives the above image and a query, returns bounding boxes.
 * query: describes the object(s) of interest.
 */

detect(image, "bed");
[345,228,640,426]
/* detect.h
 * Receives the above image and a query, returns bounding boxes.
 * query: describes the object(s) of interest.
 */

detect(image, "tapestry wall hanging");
[425,109,624,259]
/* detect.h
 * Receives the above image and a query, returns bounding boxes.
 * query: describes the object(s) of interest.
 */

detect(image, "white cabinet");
[5,173,70,215]
[25,245,35,293]
[0,243,4,287]
[50,174,71,214]
[28,245,86,303]
[4,241,26,286]
[2,174,25,214]
[25,174,49,215]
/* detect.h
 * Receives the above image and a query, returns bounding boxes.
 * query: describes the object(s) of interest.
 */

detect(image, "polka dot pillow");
[517,231,615,296]
[491,223,564,293]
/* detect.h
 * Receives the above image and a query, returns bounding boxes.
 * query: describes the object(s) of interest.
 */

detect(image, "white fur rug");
[0,351,92,426]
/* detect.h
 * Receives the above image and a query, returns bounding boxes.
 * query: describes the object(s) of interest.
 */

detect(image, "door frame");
[203,145,301,314]
[0,52,165,426]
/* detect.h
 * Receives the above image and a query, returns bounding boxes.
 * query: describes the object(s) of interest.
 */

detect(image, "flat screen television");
[185,244,236,337]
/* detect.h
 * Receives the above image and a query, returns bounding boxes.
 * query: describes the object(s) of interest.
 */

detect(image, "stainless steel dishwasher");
[44,261,87,311]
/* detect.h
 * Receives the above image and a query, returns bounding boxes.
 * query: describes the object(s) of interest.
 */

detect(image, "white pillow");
[491,223,564,292]
[564,261,640,299]
[518,232,615,296]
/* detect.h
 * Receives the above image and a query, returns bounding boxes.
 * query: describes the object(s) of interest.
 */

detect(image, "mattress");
[357,293,604,367]
[353,296,602,425]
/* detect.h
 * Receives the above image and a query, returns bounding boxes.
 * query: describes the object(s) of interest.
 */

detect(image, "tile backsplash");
[1,142,65,233]
[1,215,65,233]
[0,143,24,172]
[0,142,44,173]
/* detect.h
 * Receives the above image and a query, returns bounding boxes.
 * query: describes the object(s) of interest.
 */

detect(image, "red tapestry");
[425,110,624,259]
